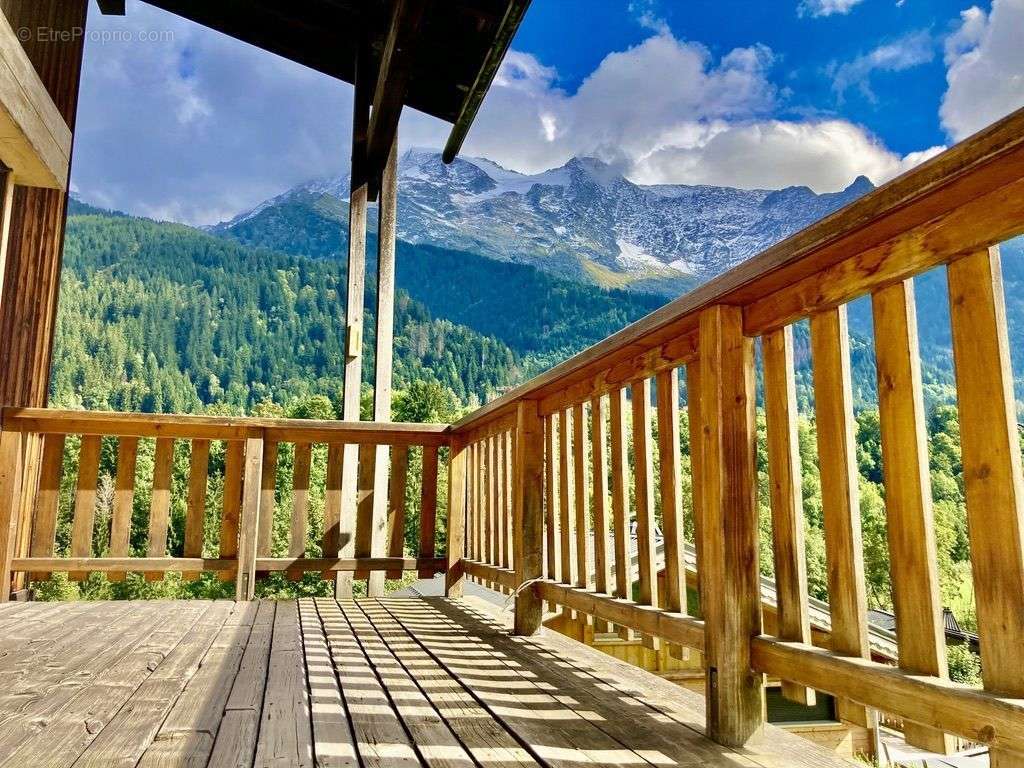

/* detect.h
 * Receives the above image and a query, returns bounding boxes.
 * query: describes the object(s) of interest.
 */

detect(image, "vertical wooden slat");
[289,442,312,577]
[322,443,343,581]
[631,378,659,649]
[181,438,207,582]
[146,437,175,582]
[236,436,264,600]
[484,435,494,567]
[590,395,611,599]
[69,435,101,581]
[557,408,576,586]
[385,445,408,578]
[762,327,815,706]
[571,402,590,590]
[256,440,278,559]
[220,439,244,582]
[514,400,544,635]
[418,445,439,578]
[685,362,706,618]
[445,437,467,597]
[698,304,764,747]
[0,429,23,600]
[467,440,477,564]
[29,432,64,581]
[354,442,376,581]
[544,415,559,586]
[656,369,686,618]
[873,279,953,753]
[810,305,870,727]
[948,248,1024,768]
[505,429,515,569]
[609,388,632,638]
[495,432,505,573]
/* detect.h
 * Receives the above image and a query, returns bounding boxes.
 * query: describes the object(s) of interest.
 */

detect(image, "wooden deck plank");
[315,597,423,767]
[297,598,359,767]
[338,599,473,768]
[356,599,537,767]
[254,600,314,767]
[380,598,669,768]
[207,600,276,768]
[0,601,211,767]
[69,602,231,768]
[138,602,259,768]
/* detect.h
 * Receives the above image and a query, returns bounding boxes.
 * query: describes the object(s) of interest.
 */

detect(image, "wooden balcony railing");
[0,408,449,601]
[448,105,1024,760]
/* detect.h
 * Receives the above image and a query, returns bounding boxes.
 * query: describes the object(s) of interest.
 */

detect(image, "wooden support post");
[513,400,544,635]
[445,437,467,597]
[236,436,264,601]
[873,279,953,754]
[761,327,815,707]
[336,42,372,599]
[810,306,871,727]
[947,247,1024,768]
[698,304,764,747]
[0,428,23,600]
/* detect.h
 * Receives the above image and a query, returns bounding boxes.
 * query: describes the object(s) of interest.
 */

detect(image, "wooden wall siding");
[761,328,814,706]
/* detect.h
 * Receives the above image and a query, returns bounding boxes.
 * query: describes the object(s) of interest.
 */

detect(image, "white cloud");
[830,30,935,103]
[71,1,942,224]
[798,0,865,18]
[941,0,1024,141]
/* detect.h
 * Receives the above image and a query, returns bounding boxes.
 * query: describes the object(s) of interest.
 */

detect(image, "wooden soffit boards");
[0,9,72,189]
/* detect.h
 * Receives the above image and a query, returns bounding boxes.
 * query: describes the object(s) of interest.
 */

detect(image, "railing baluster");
[571,401,590,594]
[385,445,408,579]
[557,408,575,588]
[322,442,343,582]
[590,395,611,618]
[220,439,244,583]
[631,378,658,649]
[656,369,687,659]
[256,439,279,564]
[948,247,1024,768]
[289,442,312,579]
[762,326,815,706]
[873,279,954,752]
[496,431,506,575]
[146,436,175,582]
[609,387,632,639]
[484,434,494,569]
[505,429,515,569]
[810,305,871,727]
[543,415,560,607]
[0,428,23,600]
[182,438,208,582]
[69,435,101,582]
[29,432,64,581]
[418,445,438,578]
[685,362,705,618]
[354,442,375,584]
[698,304,763,747]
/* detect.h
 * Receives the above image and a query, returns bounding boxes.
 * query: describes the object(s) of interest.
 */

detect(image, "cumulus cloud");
[941,0,1024,141]
[71,1,941,224]
[798,0,865,18]
[829,30,935,103]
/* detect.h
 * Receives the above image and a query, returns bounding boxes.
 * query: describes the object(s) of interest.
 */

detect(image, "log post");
[513,400,543,635]
[698,304,764,747]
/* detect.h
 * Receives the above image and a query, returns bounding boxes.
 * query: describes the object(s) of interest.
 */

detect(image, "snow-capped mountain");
[216,147,874,295]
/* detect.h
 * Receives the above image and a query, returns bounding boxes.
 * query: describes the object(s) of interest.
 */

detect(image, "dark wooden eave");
[108,0,530,175]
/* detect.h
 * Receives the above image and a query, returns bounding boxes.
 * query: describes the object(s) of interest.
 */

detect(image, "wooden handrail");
[452,105,1024,434]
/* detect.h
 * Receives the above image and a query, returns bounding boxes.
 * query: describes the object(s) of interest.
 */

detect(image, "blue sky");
[70,0,1022,224]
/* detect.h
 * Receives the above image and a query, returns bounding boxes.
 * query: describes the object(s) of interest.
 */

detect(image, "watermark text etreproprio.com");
[18,26,174,44]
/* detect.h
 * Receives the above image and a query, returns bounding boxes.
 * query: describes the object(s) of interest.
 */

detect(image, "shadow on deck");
[0,596,853,767]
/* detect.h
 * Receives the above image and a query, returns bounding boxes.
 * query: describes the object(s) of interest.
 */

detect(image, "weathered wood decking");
[0,596,852,767]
